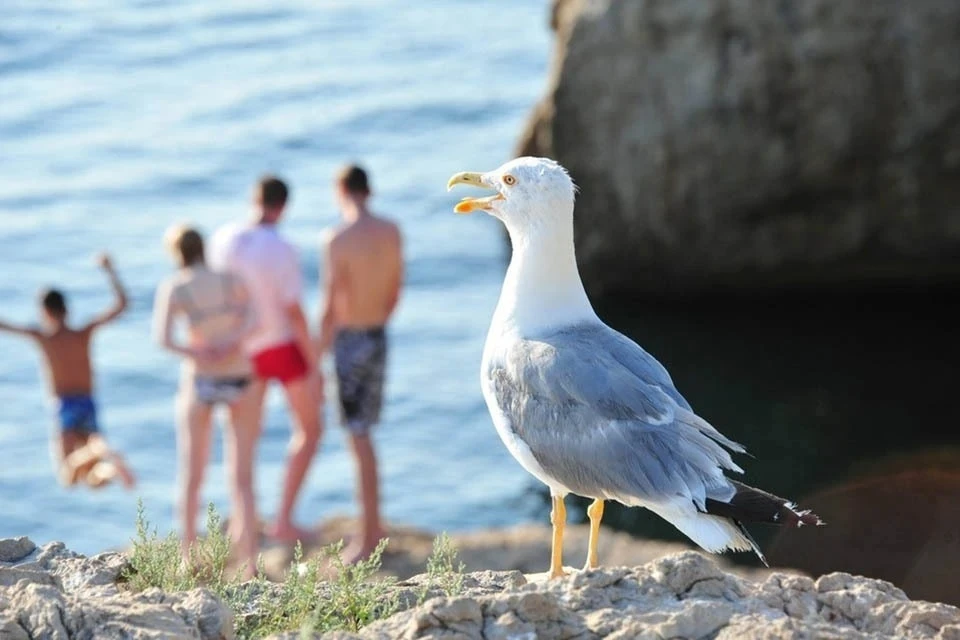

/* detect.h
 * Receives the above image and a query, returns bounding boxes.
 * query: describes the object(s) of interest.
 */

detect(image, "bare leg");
[550,494,567,579]
[584,498,604,570]
[106,450,136,489]
[225,383,263,579]
[176,391,214,563]
[268,372,322,543]
[58,431,93,487]
[79,436,136,490]
[342,432,385,564]
[86,460,115,489]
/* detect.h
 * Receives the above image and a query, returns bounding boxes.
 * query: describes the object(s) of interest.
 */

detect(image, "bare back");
[37,328,94,397]
[167,268,251,377]
[328,215,402,329]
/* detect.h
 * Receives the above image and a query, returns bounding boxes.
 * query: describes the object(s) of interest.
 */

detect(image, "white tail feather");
[647,502,764,561]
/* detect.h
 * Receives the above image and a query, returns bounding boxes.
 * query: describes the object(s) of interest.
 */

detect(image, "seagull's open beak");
[446,172,503,214]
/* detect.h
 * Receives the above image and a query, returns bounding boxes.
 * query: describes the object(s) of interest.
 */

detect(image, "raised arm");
[317,231,342,356]
[0,319,40,340]
[84,253,129,332]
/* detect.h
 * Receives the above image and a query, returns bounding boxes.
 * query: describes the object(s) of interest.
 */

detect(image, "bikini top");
[176,275,247,327]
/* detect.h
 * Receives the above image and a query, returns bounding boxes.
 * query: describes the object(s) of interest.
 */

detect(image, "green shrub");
[123,502,419,639]
[305,539,399,634]
[423,532,466,599]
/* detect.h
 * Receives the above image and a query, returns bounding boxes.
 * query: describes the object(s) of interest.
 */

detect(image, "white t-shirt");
[209,222,303,355]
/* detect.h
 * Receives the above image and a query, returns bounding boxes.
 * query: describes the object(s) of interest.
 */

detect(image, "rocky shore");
[3,528,960,639]
[329,554,960,640]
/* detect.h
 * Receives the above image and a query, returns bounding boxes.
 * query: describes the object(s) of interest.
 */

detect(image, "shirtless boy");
[318,164,403,564]
[0,254,135,489]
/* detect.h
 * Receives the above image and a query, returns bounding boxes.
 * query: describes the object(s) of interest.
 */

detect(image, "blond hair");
[164,224,205,267]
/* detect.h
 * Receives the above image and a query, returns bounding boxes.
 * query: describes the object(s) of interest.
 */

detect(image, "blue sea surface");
[0,0,551,554]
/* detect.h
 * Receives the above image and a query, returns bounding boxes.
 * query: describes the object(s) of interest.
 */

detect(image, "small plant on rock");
[305,539,399,634]
[125,506,413,638]
[425,532,466,598]
[124,499,244,594]
[413,531,468,606]
[125,499,195,592]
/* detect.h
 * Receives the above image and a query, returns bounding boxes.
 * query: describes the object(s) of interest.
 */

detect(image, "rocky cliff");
[519,0,960,297]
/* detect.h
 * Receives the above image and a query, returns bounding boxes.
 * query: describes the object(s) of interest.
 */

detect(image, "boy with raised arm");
[318,165,403,563]
[0,254,135,489]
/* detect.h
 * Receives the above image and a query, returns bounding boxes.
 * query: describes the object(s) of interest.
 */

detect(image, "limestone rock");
[305,552,960,640]
[0,537,36,563]
[7,535,955,639]
[0,540,233,639]
[520,0,960,297]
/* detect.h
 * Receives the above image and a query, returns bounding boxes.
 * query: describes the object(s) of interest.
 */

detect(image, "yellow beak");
[447,171,503,214]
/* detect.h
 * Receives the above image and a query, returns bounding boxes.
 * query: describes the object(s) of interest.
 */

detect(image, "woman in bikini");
[153,224,260,576]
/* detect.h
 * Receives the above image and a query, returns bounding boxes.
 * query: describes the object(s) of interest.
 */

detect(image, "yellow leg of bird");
[550,495,567,579]
[584,498,605,570]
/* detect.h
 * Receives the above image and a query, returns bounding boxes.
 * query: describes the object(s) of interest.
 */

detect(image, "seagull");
[448,156,822,578]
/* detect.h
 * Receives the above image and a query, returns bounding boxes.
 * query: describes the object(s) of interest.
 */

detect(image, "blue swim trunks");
[58,395,99,433]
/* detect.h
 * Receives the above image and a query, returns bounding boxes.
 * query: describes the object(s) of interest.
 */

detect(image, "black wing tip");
[707,484,825,529]
[733,519,769,567]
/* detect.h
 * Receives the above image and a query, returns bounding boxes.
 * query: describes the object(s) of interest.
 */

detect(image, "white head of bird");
[448,156,595,335]
[446,156,577,242]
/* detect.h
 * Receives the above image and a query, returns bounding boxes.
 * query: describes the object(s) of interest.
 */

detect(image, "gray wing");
[594,324,693,411]
[489,323,744,509]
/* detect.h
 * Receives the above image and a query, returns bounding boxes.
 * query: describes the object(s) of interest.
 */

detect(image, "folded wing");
[488,323,746,510]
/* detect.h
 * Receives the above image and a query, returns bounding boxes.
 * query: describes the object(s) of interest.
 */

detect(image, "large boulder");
[519,0,960,297]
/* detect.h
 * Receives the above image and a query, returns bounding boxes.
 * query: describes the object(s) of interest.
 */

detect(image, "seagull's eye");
[503,174,517,186]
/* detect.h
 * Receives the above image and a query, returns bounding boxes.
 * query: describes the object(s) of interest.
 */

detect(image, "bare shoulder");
[376,214,400,235]
[372,214,401,245]
[321,224,346,245]
[322,225,349,260]
[31,329,53,347]
[72,324,97,343]
[157,274,184,301]
[155,276,192,317]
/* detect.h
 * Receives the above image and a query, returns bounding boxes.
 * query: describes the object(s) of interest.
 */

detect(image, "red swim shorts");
[252,341,309,385]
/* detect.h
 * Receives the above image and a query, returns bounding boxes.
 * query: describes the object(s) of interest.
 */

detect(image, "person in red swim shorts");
[210,175,323,544]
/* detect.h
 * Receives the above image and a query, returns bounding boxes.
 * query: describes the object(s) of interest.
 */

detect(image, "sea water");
[0,0,551,554]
